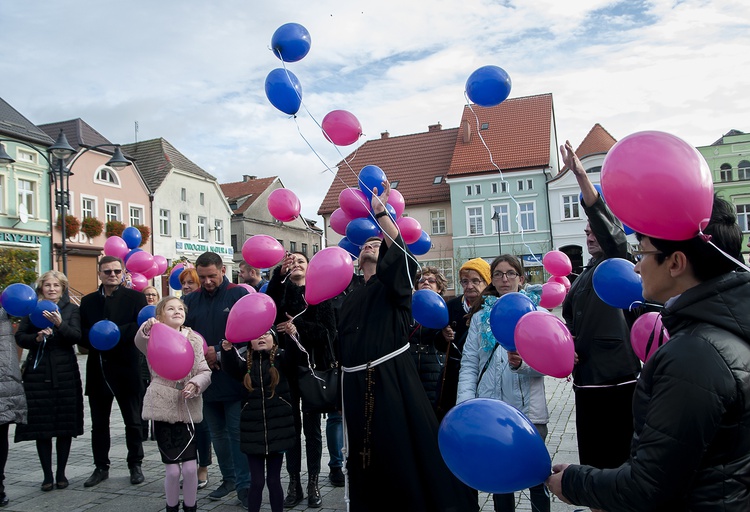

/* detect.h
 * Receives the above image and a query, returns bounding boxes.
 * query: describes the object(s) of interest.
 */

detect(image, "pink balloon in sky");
[321,110,362,146]
[267,188,301,222]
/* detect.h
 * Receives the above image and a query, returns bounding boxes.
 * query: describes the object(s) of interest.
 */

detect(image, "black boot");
[182,503,197,512]
[283,473,304,508]
[307,474,322,508]
[165,503,179,512]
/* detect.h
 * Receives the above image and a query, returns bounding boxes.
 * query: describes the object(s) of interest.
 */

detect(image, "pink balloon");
[126,251,155,274]
[193,330,210,355]
[154,255,168,275]
[237,283,257,294]
[330,208,352,236]
[601,131,713,241]
[630,312,670,363]
[543,250,572,277]
[338,188,370,219]
[103,236,129,260]
[321,110,362,146]
[305,247,355,305]
[539,282,567,309]
[242,235,286,269]
[387,189,405,218]
[130,273,148,292]
[142,261,160,280]
[147,323,195,381]
[396,217,422,245]
[548,275,571,292]
[267,188,301,222]
[225,294,277,343]
[515,311,575,378]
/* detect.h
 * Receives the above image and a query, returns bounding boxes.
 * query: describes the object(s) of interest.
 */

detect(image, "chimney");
[381,131,390,139]
[243,175,257,182]
[462,120,471,143]
[428,123,442,132]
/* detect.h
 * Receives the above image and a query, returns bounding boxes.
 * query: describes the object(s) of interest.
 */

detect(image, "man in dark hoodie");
[547,195,750,511]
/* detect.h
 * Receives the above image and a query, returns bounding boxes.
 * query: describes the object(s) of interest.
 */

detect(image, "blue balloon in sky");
[358,165,387,201]
[265,68,302,116]
[466,65,512,107]
[271,23,312,63]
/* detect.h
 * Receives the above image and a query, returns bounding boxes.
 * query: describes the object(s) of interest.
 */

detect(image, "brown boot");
[307,473,322,508]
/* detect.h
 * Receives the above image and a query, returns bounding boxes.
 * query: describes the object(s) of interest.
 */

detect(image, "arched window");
[95,166,120,187]
[720,163,733,182]
[738,160,750,181]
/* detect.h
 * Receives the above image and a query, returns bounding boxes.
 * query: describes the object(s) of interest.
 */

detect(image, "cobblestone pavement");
[3,352,586,512]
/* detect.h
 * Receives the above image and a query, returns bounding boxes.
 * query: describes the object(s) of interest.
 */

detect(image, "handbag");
[296,331,340,414]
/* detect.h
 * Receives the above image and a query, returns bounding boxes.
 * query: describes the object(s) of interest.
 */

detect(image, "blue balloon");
[124,248,143,264]
[271,23,312,62]
[265,68,302,115]
[465,65,512,107]
[438,398,551,493]
[30,300,59,329]
[90,320,120,351]
[385,203,397,220]
[358,165,387,201]
[407,231,432,256]
[122,226,142,249]
[489,292,537,351]
[345,217,381,246]
[412,289,448,329]
[580,184,634,234]
[259,282,268,294]
[337,237,360,259]
[592,258,644,309]
[169,268,184,291]
[137,305,156,327]
[1,283,37,317]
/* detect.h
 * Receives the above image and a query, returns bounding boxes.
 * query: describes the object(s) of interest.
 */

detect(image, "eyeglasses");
[633,250,664,262]
[101,269,123,275]
[492,270,519,279]
[144,293,158,297]
[362,242,381,250]
[418,277,437,284]
[459,279,485,287]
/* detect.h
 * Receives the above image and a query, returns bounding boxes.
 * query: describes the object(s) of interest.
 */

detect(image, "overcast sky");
[2,0,748,227]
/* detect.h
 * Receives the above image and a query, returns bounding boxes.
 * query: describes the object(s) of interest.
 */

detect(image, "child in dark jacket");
[221,329,294,512]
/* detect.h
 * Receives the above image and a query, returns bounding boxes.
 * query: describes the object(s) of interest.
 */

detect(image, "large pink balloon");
[601,131,713,241]
[548,275,571,292]
[147,323,195,381]
[330,208,352,236]
[542,250,572,277]
[387,189,405,218]
[142,261,160,280]
[630,312,670,362]
[396,217,422,244]
[305,247,354,305]
[153,255,168,275]
[130,273,148,292]
[267,188,301,222]
[103,236,129,259]
[225,293,277,343]
[338,188,370,219]
[126,251,155,274]
[539,281,567,309]
[242,235,286,269]
[515,311,575,378]
[322,110,362,146]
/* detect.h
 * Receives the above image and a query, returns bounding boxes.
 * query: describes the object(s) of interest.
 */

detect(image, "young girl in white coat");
[136,297,211,512]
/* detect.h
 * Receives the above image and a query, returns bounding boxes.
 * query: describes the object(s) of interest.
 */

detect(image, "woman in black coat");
[14,271,83,491]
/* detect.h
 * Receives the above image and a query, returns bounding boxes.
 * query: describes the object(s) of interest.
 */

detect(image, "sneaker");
[84,468,109,488]
[237,487,248,508]
[0,492,8,507]
[329,467,345,487]
[208,480,236,501]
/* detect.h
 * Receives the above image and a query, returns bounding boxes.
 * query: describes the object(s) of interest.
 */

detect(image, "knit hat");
[459,258,491,285]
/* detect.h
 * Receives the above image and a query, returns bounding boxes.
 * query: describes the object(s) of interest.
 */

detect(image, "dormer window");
[433,176,442,184]
[391,181,400,189]
[95,167,120,186]
[481,123,489,130]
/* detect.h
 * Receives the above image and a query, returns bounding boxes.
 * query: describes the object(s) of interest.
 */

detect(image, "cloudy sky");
[2,0,748,225]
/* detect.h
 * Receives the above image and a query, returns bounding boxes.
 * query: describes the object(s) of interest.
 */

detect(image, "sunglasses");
[101,269,123,275]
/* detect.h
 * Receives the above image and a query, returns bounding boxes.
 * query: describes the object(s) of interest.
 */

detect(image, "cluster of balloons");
[540,250,571,309]
[104,227,168,292]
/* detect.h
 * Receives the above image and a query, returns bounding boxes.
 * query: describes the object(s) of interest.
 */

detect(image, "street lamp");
[0,131,132,275]
[491,210,503,255]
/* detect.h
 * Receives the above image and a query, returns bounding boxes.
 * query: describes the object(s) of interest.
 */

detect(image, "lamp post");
[491,210,502,256]
[0,132,132,275]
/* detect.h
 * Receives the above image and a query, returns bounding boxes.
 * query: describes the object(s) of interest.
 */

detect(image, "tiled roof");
[552,123,618,179]
[122,138,217,193]
[447,93,554,177]
[317,126,458,215]
[39,118,113,151]
[0,97,54,146]
[220,176,278,215]
[711,129,746,146]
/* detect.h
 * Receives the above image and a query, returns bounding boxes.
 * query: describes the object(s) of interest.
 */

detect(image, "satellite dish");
[18,203,29,223]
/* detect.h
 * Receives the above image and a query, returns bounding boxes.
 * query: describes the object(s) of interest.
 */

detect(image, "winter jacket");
[14,295,83,440]
[135,325,212,424]
[183,277,248,403]
[457,295,549,425]
[222,345,295,456]
[408,322,445,412]
[562,271,750,511]
[0,308,26,425]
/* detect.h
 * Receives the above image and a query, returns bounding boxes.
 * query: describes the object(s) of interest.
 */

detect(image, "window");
[433,176,442,184]
[17,179,35,217]
[430,209,447,235]
[480,123,489,130]
[562,195,581,219]
[179,213,189,239]
[391,181,400,189]
[159,209,171,236]
[526,179,533,190]
[492,182,497,194]
[197,216,207,241]
[181,188,187,201]
[95,167,120,186]
[214,219,224,244]
[492,204,509,233]
[466,185,472,196]
[301,243,308,256]
[18,149,36,164]
[737,204,750,232]
[475,184,481,195]
[519,202,536,231]
[517,180,524,191]
[290,241,297,252]
[81,197,95,218]
[0,176,4,214]
[129,206,143,226]
[199,192,205,206]
[739,160,750,181]
[313,244,319,254]
[105,202,121,222]
[467,206,484,235]
[720,164,733,182]
[231,234,238,251]
[585,166,602,174]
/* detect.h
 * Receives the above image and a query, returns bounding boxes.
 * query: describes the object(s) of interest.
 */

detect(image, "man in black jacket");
[79,256,148,487]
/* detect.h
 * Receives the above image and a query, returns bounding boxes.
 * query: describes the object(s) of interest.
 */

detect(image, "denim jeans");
[202,400,249,491]
[325,411,343,468]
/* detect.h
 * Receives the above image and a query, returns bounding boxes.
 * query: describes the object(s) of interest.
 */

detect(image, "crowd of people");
[0,144,749,512]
